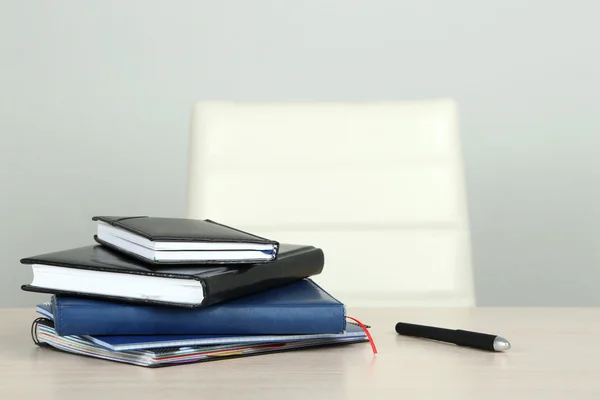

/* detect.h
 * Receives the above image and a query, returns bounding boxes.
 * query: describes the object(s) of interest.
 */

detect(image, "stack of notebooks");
[20,216,374,367]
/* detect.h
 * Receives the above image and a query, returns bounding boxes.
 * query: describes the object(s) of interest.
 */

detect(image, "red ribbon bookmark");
[346,316,377,354]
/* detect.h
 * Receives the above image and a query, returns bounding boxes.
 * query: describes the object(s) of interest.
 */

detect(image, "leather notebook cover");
[39,279,345,336]
[92,216,279,264]
[36,303,363,350]
[20,244,323,308]
[92,216,277,243]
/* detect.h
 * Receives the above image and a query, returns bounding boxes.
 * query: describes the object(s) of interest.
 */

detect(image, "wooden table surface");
[1,307,599,399]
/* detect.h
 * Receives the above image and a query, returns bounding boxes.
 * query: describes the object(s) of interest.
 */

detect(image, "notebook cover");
[32,318,368,368]
[36,303,361,351]
[20,244,324,308]
[92,235,276,265]
[92,216,276,243]
[36,279,345,336]
[93,216,279,264]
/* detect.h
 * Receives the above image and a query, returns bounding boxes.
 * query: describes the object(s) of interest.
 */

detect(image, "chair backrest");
[187,100,475,307]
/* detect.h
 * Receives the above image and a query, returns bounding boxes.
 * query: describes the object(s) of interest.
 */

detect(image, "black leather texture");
[92,216,279,244]
[20,244,324,308]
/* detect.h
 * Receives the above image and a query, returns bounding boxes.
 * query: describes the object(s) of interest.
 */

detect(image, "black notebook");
[92,216,279,264]
[20,244,323,307]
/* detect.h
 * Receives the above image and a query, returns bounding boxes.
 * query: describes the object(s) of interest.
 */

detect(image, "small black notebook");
[20,243,323,307]
[92,216,279,264]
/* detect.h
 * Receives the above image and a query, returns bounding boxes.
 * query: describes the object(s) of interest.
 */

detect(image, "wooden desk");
[1,307,598,399]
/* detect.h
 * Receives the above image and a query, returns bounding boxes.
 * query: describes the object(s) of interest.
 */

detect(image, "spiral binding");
[31,317,54,348]
[347,321,371,329]
[30,314,375,355]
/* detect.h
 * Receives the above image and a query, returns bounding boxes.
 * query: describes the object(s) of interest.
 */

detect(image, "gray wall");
[1,0,599,307]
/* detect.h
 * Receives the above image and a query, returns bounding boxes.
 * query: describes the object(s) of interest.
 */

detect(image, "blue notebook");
[39,279,346,336]
[36,305,366,351]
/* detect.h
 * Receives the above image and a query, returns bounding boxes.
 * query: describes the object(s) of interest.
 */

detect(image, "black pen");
[395,321,511,352]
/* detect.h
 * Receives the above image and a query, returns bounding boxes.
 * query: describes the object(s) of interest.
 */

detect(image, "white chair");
[186,100,476,307]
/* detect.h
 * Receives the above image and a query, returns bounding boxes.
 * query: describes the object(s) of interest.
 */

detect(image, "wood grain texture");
[1,307,599,399]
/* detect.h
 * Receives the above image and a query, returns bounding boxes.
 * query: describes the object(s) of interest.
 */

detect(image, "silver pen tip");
[493,336,511,351]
